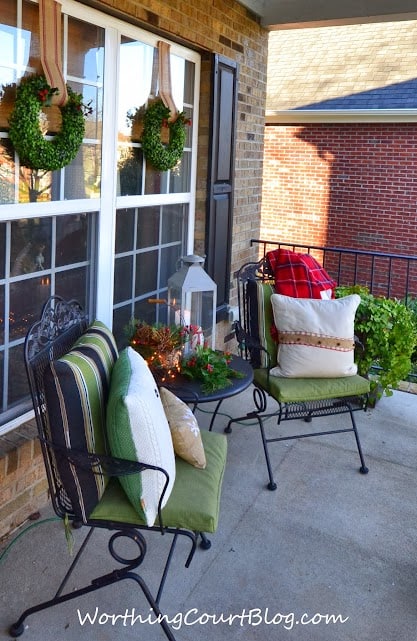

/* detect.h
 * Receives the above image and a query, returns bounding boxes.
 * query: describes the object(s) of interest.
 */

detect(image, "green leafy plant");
[8,74,92,171]
[181,346,243,394]
[336,285,417,398]
[140,99,190,171]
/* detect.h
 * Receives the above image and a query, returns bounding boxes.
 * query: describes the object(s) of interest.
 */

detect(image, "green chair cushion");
[254,368,370,403]
[247,280,277,368]
[43,320,118,522]
[90,430,227,533]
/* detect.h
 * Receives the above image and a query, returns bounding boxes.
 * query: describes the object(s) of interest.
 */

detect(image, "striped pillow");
[44,321,118,522]
[247,280,277,369]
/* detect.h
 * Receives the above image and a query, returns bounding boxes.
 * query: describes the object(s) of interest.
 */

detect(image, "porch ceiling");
[239,0,417,28]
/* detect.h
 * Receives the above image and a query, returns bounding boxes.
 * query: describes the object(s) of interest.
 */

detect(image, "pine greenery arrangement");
[181,346,243,394]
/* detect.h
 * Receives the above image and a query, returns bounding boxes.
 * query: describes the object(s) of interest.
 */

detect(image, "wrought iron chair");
[9,296,227,640]
[226,257,369,490]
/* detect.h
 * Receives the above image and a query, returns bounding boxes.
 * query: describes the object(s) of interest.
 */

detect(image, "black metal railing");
[251,239,417,304]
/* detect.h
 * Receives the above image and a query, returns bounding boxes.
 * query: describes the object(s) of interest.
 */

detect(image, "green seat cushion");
[254,369,370,403]
[90,430,227,533]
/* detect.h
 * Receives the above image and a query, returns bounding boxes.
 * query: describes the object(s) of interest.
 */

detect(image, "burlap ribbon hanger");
[149,41,178,120]
[39,0,68,106]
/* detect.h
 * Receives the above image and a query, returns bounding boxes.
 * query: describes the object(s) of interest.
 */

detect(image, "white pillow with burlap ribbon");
[270,294,360,378]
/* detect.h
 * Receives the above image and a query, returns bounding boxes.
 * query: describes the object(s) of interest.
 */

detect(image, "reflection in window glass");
[0,139,14,202]
[183,60,195,105]
[135,249,158,297]
[0,284,4,344]
[67,18,104,83]
[112,305,132,349]
[0,211,95,418]
[22,0,41,73]
[114,255,133,304]
[113,203,189,345]
[115,208,135,253]
[8,343,26,405]
[10,277,51,341]
[55,267,89,308]
[117,146,143,196]
[0,224,4,279]
[56,214,88,266]
[10,218,52,275]
[144,165,168,195]
[161,204,186,244]
[137,207,159,249]
[64,143,102,200]
[169,153,191,193]
[118,38,154,141]
[159,245,182,290]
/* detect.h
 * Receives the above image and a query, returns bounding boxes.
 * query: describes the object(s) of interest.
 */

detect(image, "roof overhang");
[266,109,417,123]
[239,0,417,29]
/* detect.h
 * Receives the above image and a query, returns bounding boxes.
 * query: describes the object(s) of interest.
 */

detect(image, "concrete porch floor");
[0,385,416,641]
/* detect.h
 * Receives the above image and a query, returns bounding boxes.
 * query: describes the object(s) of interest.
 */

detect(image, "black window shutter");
[206,54,238,320]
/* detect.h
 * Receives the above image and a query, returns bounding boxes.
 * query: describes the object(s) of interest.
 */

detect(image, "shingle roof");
[267,21,417,111]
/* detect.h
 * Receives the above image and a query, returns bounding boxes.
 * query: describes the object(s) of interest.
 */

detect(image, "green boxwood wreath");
[140,99,190,172]
[8,74,89,172]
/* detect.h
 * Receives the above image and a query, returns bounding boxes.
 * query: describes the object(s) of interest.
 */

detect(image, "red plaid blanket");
[266,248,337,299]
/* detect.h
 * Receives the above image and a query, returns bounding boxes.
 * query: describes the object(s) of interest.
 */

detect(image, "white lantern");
[167,255,217,349]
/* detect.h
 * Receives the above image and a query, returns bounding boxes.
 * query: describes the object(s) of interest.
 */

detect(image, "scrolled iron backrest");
[235,257,275,363]
[24,296,88,517]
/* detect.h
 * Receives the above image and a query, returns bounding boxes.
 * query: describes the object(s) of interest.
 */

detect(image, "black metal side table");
[163,354,254,431]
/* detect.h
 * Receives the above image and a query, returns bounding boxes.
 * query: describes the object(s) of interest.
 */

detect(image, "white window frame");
[0,0,200,434]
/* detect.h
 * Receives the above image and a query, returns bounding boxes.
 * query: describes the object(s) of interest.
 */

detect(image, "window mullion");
[94,26,119,326]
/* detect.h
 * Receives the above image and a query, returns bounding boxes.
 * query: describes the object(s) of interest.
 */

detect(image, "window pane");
[56,214,88,266]
[11,218,52,276]
[134,298,159,324]
[169,152,191,193]
[0,284,4,344]
[0,138,15,202]
[0,223,5,279]
[115,208,135,253]
[159,245,182,289]
[144,166,168,194]
[114,255,133,304]
[22,0,42,73]
[55,267,89,309]
[117,146,143,196]
[118,38,154,140]
[137,206,159,248]
[183,60,195,105]
[161,204,187,244]
[67,19,104,83]
[65,143,102,200]
[112,305,132,349]
[8,343,26,405]
[135,250,158,296]
[9,277,51,341]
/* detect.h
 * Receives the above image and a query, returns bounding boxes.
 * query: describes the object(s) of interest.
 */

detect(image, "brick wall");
[261,123,417,255]
[0,422,49,541]
[0,0,267,541]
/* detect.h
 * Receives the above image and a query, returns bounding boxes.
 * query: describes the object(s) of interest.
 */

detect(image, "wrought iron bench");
[9,296,227,640]
[226,257,369,491]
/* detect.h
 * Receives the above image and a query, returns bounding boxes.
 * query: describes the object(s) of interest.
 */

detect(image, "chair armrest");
[42,437,171,529]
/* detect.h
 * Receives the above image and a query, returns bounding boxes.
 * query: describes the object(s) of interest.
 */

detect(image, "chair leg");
[254,414,277,491]
[9,528,181,641]
[348,405,369,474]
